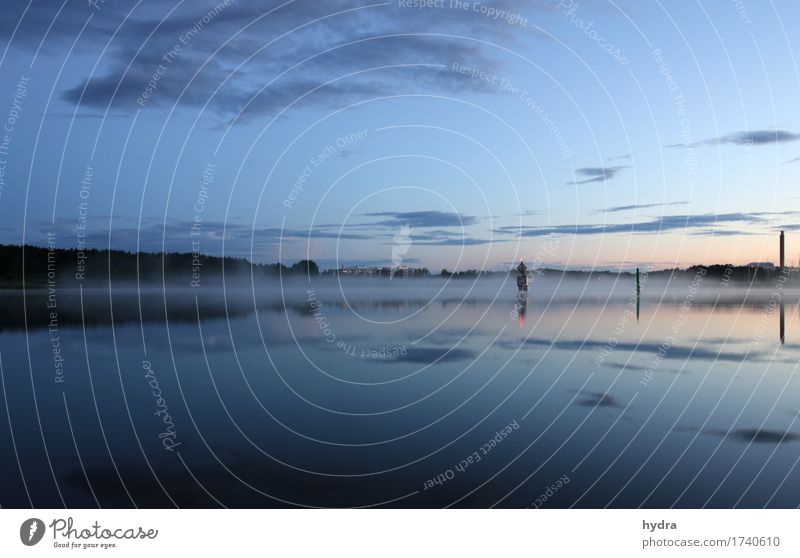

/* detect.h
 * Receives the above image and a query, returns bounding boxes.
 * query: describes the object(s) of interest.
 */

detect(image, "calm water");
[1,275,799,508]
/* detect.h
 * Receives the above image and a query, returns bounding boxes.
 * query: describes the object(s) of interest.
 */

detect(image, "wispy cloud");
[689,229,756,237]
[411,237,499,246]
[603,201,687,213]
[363,210,477,228]
[494,211,791,238]
[668,129,800,148]
[32,213,496,258]
[568,166,628,184]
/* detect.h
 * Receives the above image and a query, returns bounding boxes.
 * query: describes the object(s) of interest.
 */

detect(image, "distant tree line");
[1,243,792,288]
[435,264,795,283]
[440,268,484,278]
[0,244,320,287]
[649,264,792,284]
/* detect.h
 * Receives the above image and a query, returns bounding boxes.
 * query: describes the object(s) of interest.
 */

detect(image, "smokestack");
[780,230,785,272]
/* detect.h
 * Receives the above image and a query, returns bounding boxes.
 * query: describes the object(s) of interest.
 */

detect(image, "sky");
[1,0,800,271]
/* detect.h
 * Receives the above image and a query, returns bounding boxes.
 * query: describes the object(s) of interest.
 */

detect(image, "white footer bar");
[1,509,797,557]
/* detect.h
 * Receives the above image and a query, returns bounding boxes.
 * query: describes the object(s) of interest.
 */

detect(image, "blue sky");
[1,0,800,270]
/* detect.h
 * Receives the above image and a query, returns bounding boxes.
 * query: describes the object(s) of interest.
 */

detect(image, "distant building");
[337,266,383,277]
[334,265,427,277]
[746,262,776,269]
[394,265,410,278]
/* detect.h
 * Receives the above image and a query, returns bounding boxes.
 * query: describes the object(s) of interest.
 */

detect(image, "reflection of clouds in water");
[410,327,491,345]
[722,429,800,444]
[572,390,624,409]
[503,337,759,362]
[387,347,476,364]
[599,361,687,375]
[675,426,800,444]
[691,336,752,345]
[6,279,800,508]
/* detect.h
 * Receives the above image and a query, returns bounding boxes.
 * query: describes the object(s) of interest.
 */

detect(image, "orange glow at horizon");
[493,231,798,271]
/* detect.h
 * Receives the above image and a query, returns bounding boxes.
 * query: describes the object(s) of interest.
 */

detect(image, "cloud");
[30,206,796,259]
[603,201,688,213]
[785,156,800,164]
[381,226,501,246]
[32,218,377,257]
[411,237,499,246]
[363,211,477,228]
[717,130,800,145]
[568,166,628,184]
[33,213,499,259]
[689,229,757,237]
[494,211,790,238]
[668,129,800,148]
[2,0,554,123]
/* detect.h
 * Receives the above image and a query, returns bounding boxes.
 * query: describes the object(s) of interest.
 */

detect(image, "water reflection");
[1,278,799,508]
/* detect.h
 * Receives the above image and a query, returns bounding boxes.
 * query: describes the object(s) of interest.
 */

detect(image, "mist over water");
[1,275,799,508]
